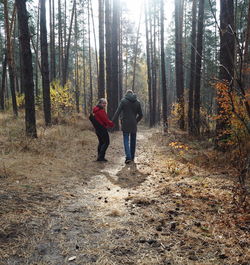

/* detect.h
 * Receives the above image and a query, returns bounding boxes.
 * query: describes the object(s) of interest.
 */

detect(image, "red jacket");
[93,106,114,129]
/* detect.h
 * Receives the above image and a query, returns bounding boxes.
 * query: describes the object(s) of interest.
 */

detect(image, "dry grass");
[0,111,98,261]
[108,210,123,217]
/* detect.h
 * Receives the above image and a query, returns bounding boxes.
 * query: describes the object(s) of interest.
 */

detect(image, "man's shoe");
[125,159,132,164]
[97,158,108,162]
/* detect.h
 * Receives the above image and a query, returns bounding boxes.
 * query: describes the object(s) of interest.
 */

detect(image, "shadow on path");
[104,162,148,189]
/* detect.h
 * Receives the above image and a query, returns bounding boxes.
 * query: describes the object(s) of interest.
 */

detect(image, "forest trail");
[0,119,249,265]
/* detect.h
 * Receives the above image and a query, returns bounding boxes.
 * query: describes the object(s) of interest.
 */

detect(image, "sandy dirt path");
[1,126,249,265]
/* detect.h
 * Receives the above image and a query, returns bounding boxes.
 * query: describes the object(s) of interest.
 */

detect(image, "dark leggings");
[96,128,110,160]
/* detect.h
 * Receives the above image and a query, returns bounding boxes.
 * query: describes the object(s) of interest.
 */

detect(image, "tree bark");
[160,0,168,132]
[175,0,185,130]
[3,0,18,116]
[16,0,37,137]
[105,0,113,116]
[145,1,153,127]
[35,2,40,98]
[242,1,250,118]
[118,6,123,100]
[193,0,205,136]
[0,54,7,110]
[63,0,76,86]
[90,0,99,77]
[49,0,56,81]
[124,34,128,91]
[132,10,142,92]
[88,0,93,112]
[74,3,80,113]
[216,0,235,139]
[58,0,63,82]
[98,0,105,98]
[188,0,197,135]
[111,0,120,130]
[82,1,87,116]
[152,0,157,126]
[40,0,52,126]
[219,0,235,84]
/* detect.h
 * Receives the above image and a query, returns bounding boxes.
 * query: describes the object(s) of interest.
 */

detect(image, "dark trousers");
[95,127,110,160]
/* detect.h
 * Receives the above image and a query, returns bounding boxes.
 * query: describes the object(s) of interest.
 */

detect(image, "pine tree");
[16,0,37,137]
[40,0,51,126]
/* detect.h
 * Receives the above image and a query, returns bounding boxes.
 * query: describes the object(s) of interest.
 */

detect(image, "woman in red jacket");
[92,98,114,162]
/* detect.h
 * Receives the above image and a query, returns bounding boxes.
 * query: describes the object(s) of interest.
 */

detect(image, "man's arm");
[136,103,143,123]
[112,102,123,122]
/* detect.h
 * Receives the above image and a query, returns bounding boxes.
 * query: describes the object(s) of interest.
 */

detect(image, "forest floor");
[0,113,249,265]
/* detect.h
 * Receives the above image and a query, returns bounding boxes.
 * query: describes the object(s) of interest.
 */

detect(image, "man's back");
[112,92,143,133]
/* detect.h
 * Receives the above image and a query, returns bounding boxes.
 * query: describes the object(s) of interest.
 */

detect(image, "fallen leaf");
[68,256,76,261]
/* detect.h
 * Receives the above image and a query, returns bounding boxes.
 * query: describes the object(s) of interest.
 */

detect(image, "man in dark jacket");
[112,90,143,164]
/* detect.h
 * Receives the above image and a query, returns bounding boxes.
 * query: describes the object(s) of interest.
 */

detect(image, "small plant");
[169,141,189,157]
[170,103,182,127]
[169,141,189,151]
[16,93,25,108]
[5,93,25,109]
[50,80,74,117]
[214,81,250,148]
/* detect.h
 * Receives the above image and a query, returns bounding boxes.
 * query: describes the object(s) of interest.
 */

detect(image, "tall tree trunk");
[160,0,168,132]
[83,48,87,115]
[90,0,99,77]
[64,0,67,73]
[74,4,80,113]
[148,0,155,127]
[132,10,142,92]
[216,0,235,141]
[98,0,105,98]
[0,55,7,110]
[145,1,152,127]
[49,0,56,81]
[63,0,76,86]
[188,0,197,135]
[58,0,63,82]
[111,0,120,129]
[16,0,37,137]
[124,35,128,91]
[18,25,24,94]
[193,0,205,136]
[242,1,250,118]
[88,0,93,112]
[35,2,40,98]
[175,0,185,130]
[52,0,56,79]
[82,1,87,116]
[13,11,19,95]
[157,3,162,125]
[118,6,123,100]
[40,0,52,126]
[3,0,18,116]
[105,0,113,116]
[152,0,157,126]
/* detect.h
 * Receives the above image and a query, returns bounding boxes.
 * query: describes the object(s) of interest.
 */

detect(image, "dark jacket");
[112,94,143,133]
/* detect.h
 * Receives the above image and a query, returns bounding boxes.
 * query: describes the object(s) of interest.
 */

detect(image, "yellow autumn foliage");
[50,80,74,115]
[16,93,25,108]
[214,81,250,146]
